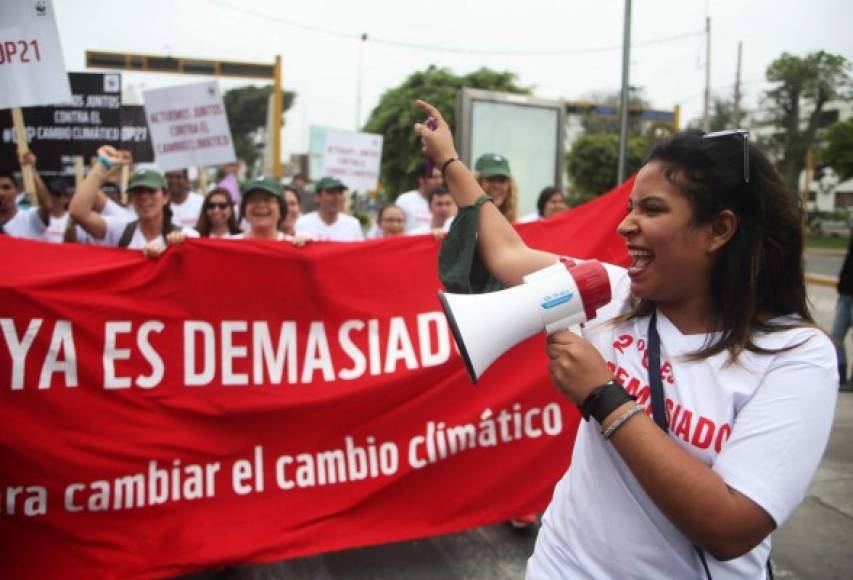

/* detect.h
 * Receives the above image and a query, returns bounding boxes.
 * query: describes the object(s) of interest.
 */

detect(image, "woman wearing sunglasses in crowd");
[414,100,836,580]
[195,188,241,238]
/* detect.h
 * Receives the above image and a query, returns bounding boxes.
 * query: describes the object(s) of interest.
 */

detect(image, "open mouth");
[628,248,654,275]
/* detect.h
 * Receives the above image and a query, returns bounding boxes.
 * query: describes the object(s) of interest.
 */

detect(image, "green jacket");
[438,195,504,294]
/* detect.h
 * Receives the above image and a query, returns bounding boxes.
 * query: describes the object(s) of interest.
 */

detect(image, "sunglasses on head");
[703,129,750,183]
[206,202,230,210]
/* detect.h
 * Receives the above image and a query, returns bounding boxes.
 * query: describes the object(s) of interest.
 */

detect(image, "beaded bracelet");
[602,405,644,439]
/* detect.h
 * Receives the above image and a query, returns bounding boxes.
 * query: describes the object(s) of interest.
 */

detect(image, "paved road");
[183,280,853,580]
[804,249,845,278]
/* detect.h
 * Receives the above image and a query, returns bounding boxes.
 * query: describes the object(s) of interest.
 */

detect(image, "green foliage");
[578,88,650,135]
[362,65,530,197]
[565,133,646,201]
[760,51,852,193]
[223,85,296,172]
[688,96,738,132]
[820,117,853,181]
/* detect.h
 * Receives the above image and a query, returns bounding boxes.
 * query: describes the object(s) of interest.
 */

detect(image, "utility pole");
[617,0,632,184]
[702,16,711,132]
[355,33,367,130]
[733,41,743,127]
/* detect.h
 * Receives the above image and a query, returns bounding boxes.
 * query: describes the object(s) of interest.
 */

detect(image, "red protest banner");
[0,180,631,579]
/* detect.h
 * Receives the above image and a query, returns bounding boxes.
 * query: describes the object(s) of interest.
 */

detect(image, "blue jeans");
[831,293,853,380]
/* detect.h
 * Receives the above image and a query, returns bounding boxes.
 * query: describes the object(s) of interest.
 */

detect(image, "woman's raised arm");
[414,100,556,287]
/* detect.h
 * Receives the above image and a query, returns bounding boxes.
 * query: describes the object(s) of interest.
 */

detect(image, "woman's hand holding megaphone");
[547,330,615,406]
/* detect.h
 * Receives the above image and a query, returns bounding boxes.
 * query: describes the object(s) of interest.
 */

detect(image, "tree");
[577,88,650,135]
[820,116,853,181]
[362,66,530,197]
[759,51,852,194]
[565,133,646,201]
[223,85,296,172]
[688,96,738,132]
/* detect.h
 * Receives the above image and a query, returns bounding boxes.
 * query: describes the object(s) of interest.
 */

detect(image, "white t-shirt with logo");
[168,192,204,230]
[1,207,48,239]
[294,211,364,242]
[395,189,431,233]
[527,263,837,580]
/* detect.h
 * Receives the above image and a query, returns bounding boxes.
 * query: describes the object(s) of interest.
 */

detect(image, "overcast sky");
[54,0,853,157]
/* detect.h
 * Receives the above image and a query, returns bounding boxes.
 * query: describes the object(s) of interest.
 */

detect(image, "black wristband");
[579,381,636,424]
[441,156,460,179]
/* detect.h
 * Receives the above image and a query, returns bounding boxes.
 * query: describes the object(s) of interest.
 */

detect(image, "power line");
[202,0,703,57]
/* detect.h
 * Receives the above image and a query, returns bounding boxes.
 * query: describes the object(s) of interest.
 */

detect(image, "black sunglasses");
[703,129,750,183]
[206,202,231,210]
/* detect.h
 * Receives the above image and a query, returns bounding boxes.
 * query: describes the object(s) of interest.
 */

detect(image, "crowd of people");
[0,146,570,256]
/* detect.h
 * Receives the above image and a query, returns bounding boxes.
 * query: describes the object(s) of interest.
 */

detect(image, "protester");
[0,152,51,239]
[831,236,853,391]
[225,176,308,246]
[415,100,837,579]
[294,176,364,241]
[43,177,74,243]
[519,186,570,224]
[100,180,123,206]
[195,187,241,238]
[408,185,456,237]
[396,160,443,232]
[69,146,197,256]
[282,186,301,236]
[376,204,406,238]
[474,152,518,223]
[165,169,205,229]
[292,173,316,213]
[217,162,242,204]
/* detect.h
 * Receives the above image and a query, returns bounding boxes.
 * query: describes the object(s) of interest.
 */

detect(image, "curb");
[806,274,838,288]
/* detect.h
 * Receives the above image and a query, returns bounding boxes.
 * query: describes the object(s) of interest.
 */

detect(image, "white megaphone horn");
[438,259,612,384]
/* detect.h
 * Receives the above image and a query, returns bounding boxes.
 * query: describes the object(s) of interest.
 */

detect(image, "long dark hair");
[195,188,240,237]
[621,130,812,361]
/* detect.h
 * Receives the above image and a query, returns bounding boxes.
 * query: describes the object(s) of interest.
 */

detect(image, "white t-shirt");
[517,211,539,223]
[407,216,454,236]
[225,232,291,241]
[168,192,204,230]
[527,264,837,580]
[1,207,47,239]
[395,189,431,233]
[91,216,198,250]
[45,213,69,244]
[74,198,136,245]
[294,211,364,242]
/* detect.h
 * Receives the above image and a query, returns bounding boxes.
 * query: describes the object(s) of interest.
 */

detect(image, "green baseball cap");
[127,169,167,191]
[315,176,348,192]
[474,153,512,178]
[242,175,284,199]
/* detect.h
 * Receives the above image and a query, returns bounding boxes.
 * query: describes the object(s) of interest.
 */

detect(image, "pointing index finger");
[416,100,443,122]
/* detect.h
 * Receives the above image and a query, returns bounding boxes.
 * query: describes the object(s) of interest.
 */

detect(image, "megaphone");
[438,259,612,384]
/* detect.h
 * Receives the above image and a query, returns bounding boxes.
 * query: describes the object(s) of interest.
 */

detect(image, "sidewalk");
[770,283,853,579]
